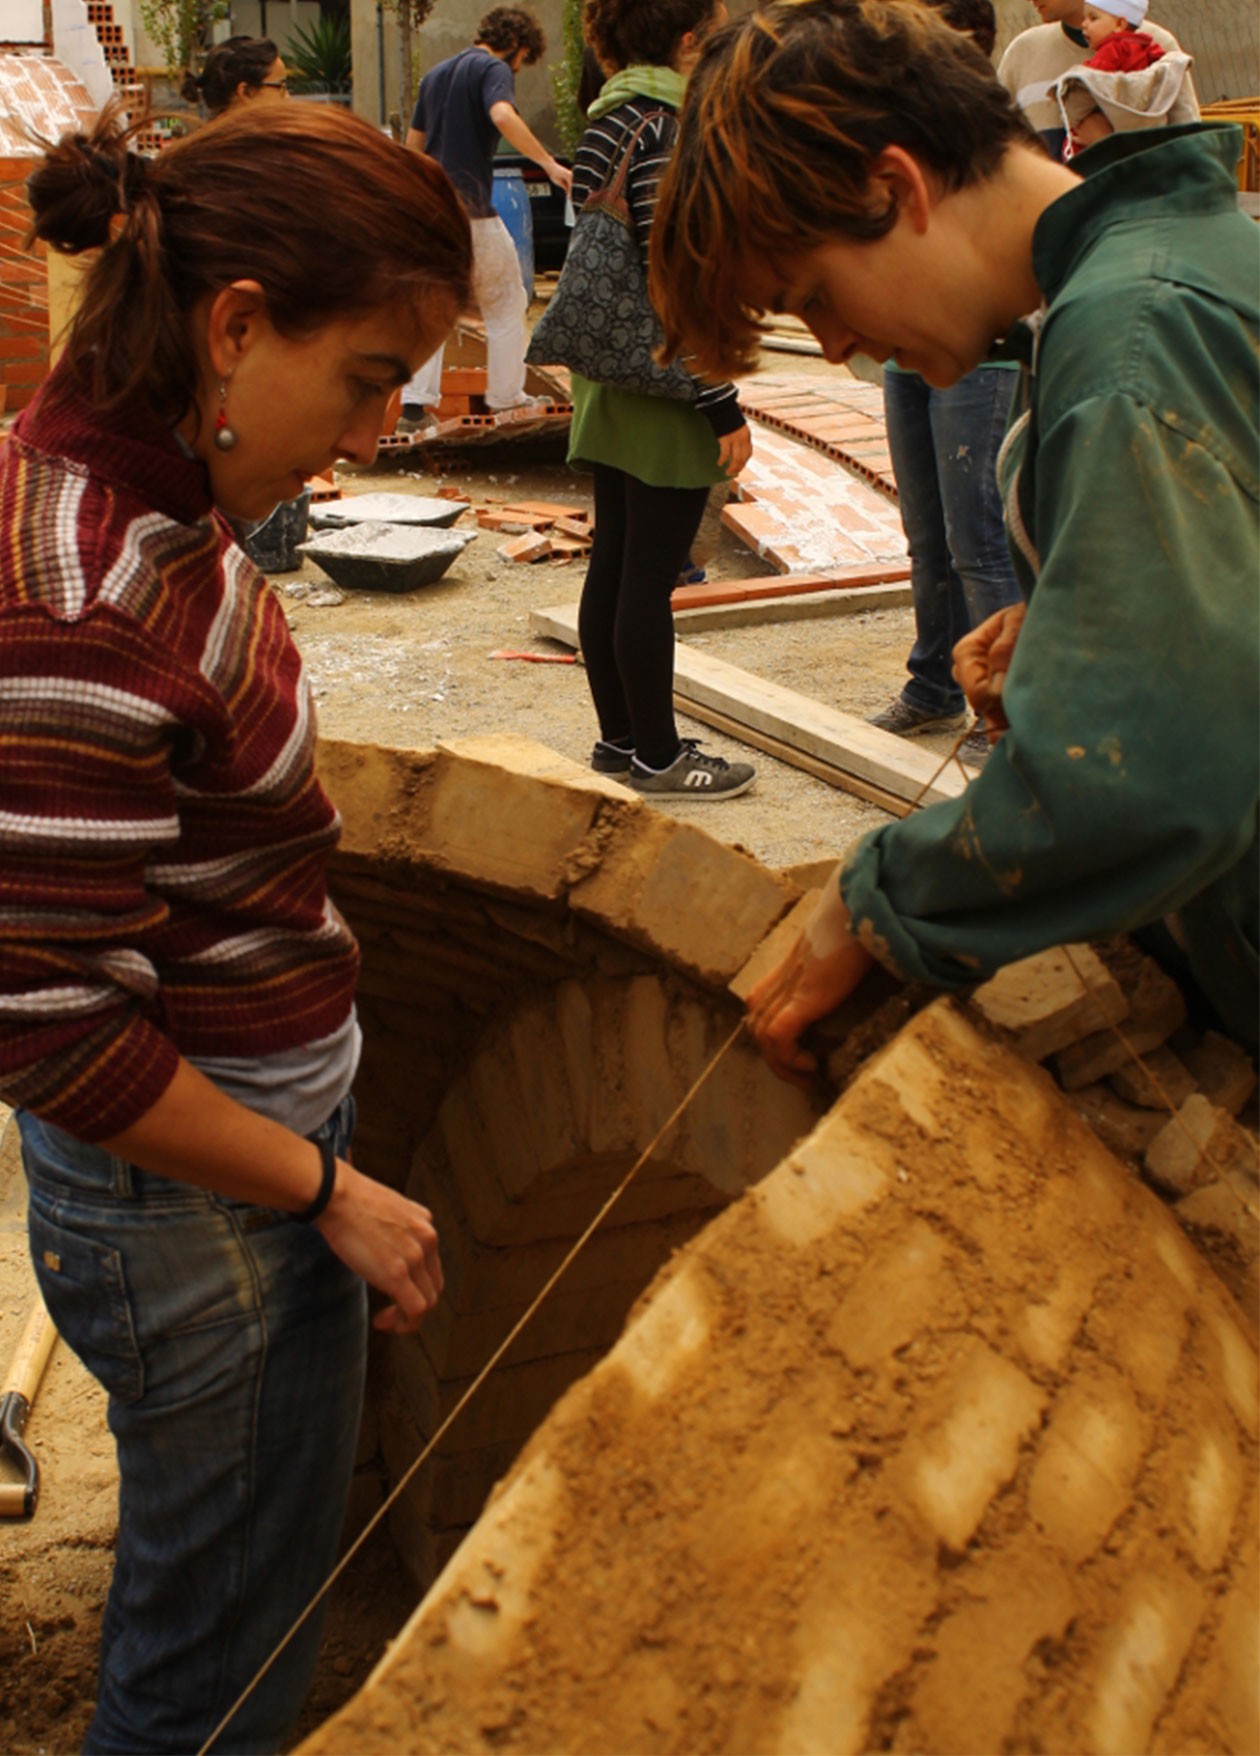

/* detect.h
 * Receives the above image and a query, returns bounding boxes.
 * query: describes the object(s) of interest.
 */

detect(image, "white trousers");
[405,214,528,411]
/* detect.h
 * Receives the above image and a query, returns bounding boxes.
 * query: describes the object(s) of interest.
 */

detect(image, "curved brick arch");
[385,973,821,1580]
[312,734,1256,1754]
[304,998,1258,1756]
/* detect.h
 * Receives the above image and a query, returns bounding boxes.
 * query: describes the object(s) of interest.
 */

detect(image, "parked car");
[493,150,572,272]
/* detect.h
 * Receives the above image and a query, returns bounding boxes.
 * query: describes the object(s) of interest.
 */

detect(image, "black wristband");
[294,1135,337,1223]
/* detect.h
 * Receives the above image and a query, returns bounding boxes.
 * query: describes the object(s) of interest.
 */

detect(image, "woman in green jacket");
[651,0,1257,1060]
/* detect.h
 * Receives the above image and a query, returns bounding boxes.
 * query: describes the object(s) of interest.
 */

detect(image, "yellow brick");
[1028,1369,1147,1563]
[831,1221,963,1369]
[906,1341,1046,1551]
[756,1106,893,1248]
[1086,1570,1206,1756]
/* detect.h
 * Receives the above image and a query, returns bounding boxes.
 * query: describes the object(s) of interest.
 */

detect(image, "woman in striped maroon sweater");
[4,105,469,1752]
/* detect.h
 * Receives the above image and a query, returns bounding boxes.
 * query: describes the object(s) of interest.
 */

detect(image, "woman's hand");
[953,602,1026,739]
[317,1161,443,1334]
[746,878,875,1083]
[717,424,753,479]
[101,1059,445,1334]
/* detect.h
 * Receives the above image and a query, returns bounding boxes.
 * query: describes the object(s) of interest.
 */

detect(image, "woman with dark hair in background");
[5,103,470,1752]
[652,0,1256,1067]
[181,34,289,117]
[569,0,757,801]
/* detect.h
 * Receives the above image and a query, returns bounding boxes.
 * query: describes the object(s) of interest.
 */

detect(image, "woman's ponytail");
[25,102,151,255]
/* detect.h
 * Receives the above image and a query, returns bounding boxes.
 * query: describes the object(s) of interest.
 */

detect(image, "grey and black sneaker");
[627,739,756,801]
[591,738,634,775]
[958,727,993,768]
[867,696,968,736]
[395,403,438,436]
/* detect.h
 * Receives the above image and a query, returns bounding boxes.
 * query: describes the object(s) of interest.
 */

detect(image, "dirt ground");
[290,451,928,875]
[0,362,943,1755]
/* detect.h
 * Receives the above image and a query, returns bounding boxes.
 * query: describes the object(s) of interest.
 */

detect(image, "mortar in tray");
[300,521,477,593]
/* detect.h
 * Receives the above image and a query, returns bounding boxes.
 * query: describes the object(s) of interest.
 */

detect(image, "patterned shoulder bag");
[525,111,699,402]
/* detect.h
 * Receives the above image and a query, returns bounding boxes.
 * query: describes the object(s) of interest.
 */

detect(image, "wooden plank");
[679,702,914,816]
[668,583,913,631]
[533,579,912,641]
[529,604,970,809]
[671,564,910,612]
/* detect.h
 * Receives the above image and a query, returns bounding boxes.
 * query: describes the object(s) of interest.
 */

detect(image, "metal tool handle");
[4,1301,56,1404]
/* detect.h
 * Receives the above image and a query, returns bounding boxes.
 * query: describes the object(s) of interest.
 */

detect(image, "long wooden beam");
[529,603,972,810]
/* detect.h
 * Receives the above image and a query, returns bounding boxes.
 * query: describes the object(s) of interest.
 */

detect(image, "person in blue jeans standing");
[5,105,466,1753]
[869,359,1021,759]
[866,0,1021,765]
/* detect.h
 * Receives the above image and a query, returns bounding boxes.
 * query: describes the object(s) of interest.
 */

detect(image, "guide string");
[195,1017,747,1756]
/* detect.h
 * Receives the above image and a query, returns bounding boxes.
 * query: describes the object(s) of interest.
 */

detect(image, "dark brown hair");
[923,0,997,58]
[180,36,279,116]
[583,0,721,71]
[477,7,546,62]
[26,102,472,424]
[650,0,1034,378]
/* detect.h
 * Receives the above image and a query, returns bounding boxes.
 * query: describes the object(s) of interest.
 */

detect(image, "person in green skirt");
[569,0,756,801]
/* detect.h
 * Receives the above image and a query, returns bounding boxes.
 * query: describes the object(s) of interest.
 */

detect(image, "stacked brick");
[739,372,898,499]
[0,53,96,413]
[724,423,909,576]
[971,941,1259,1314]
[0,157,46,416]
[484,499,593,564]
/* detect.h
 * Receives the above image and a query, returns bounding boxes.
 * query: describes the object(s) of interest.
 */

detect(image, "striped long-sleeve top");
[0,369,359,1142]
[571,96,744,436]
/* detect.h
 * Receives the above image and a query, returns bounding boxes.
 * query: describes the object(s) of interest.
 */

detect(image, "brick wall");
[0,157,48,414]
[0,54,97,413]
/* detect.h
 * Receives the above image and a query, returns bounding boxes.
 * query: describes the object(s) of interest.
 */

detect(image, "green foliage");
[139,0,228,80]
[550,0,585,156]
[286,14,353,93]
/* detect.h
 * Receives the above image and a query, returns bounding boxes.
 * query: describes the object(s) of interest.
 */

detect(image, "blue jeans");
[883,366,1022,715]
[19,1098,367,1755]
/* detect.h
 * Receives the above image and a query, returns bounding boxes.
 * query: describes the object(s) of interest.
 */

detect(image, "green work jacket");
[841,124,1259,1041]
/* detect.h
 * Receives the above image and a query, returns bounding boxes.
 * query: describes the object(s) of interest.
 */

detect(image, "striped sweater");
[0,369,359,1141]
[572,95,743,436]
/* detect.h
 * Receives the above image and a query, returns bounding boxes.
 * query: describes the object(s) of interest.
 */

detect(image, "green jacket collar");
[1031,123,1244,306]
[586,64,686,120]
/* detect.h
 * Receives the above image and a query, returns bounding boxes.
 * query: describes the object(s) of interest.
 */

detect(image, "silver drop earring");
[213,379,238,452]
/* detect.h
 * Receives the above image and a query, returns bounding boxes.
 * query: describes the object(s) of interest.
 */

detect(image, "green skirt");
[567,372,728,489]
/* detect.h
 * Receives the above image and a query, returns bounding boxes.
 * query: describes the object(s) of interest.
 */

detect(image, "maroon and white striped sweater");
[0,368,359,1141]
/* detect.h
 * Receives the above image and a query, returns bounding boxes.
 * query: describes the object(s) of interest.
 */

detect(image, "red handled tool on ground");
[0,1296,57,1518]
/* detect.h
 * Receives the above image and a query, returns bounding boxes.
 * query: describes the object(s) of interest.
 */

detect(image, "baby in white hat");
[1054,0,1196,157]
[1079,0,1165,72]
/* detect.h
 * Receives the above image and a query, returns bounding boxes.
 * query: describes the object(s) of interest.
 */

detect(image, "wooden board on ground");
[669,580,913,631]
[670,563,910,611]
[529,604,970,810]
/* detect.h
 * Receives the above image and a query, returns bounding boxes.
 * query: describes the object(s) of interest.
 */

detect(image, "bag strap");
[581,108,671,221]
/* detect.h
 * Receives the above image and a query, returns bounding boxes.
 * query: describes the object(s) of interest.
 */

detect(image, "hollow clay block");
[1144,1094,1259,1199]
[971,945,1127,1062]
[497,531,551,564]
[1110,1046,1198,1111]
[1180,1031,1258,1117]
[1054,957,1186,1091]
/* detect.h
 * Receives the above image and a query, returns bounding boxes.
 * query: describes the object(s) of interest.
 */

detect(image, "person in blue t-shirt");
[400,6,572,424]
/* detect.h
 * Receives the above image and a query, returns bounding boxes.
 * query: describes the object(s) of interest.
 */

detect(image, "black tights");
[577,464,709,771]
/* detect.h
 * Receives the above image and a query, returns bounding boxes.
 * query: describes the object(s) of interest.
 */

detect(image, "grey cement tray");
[309,493,469,530]
[300,522,477,593]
